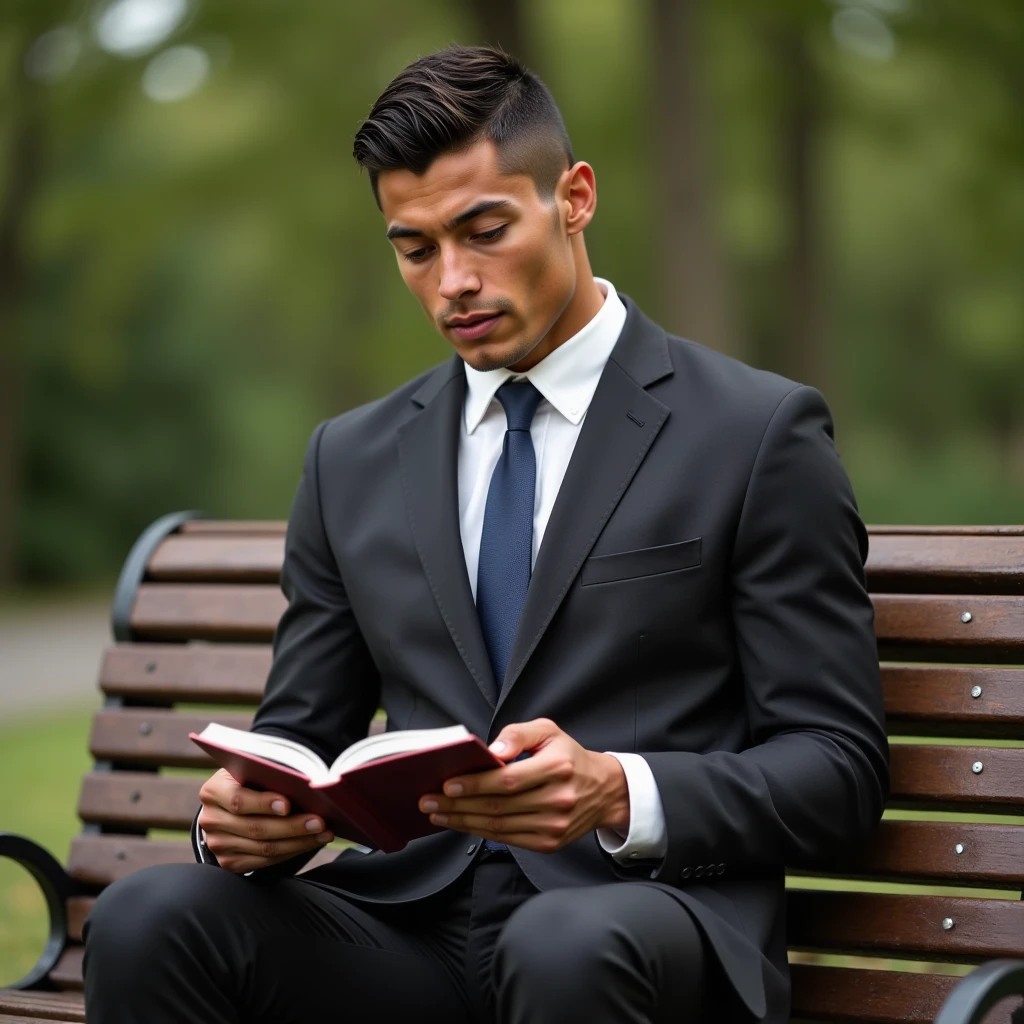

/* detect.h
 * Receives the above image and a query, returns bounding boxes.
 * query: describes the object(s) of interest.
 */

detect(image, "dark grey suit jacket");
[203,296,890,1022]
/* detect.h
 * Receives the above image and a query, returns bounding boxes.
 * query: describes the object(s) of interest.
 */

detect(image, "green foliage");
[1,0,1022,583]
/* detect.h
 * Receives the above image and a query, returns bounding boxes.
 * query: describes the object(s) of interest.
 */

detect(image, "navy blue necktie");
[476,380,544,698]
[476,380,542,852]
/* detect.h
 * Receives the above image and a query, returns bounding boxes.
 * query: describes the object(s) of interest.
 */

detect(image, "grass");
[0,708,93,987]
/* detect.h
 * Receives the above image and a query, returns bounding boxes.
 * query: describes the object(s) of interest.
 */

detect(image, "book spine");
[332,779,406,854]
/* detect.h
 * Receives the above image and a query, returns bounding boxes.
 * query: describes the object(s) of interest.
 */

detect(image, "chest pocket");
[581,537,702,586]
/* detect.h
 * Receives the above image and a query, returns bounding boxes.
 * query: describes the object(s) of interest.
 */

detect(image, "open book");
[190,722,503,853]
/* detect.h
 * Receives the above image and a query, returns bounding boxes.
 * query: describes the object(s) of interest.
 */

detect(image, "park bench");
[2,512,1024,1023]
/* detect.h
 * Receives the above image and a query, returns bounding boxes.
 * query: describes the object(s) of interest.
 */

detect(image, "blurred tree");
[0,5,51,585]
[771,7,829,397]
[649,0,740,358]
[1,0,1023,586]
[464,0,531,63]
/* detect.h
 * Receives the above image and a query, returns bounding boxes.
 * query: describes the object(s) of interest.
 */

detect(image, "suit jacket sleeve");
[641,385,890,884]
[192,421,382,875]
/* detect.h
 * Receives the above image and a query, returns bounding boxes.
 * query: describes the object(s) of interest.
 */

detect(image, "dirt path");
[0,597,110,720]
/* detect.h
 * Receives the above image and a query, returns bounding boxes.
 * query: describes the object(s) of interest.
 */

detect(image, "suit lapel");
[497,299,674,711]
[397,357,498,708]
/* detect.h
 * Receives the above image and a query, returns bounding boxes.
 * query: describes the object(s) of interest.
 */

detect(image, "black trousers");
[83,850,712,1023]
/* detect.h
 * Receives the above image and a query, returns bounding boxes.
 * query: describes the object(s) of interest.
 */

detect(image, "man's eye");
[473,225,507,243]
[403,247,432,262]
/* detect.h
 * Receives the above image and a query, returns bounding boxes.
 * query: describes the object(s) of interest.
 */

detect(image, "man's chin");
[458,338,540,374]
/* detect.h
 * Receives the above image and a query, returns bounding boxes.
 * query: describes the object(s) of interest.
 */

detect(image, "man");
[84,45,889,1024]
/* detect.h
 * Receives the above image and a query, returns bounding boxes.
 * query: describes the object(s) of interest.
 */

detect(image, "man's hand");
[417,718,630,853]
[197,769,335,874]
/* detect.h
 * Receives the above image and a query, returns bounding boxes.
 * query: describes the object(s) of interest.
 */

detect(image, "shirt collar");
[463,278,627,434]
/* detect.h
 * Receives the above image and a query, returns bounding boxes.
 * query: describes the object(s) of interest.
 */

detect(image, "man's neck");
[510,270,605,373]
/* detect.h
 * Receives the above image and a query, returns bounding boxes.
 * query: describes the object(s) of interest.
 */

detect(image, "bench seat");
[3,516,1024,1023]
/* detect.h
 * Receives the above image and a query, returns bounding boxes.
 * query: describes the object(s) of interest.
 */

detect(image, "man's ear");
[563,161,597,236]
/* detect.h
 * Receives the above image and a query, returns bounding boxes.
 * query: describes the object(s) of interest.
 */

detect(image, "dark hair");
[353,45,574,206]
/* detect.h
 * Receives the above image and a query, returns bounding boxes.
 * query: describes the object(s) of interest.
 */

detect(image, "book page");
[198,723,332,784]
[329,724,472,777]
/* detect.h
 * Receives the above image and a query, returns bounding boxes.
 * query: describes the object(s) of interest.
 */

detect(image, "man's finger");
[428,815,568,854]
[199,807,326,841]
[203,771,290,817]
[488,717,560,761]
[441,745,561,799]
[428,811,556,835]
[208,829,333,867]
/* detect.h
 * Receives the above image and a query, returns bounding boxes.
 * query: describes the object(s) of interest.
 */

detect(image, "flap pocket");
[581,537,702,586]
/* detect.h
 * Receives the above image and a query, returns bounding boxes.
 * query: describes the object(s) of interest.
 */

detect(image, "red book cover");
[189,732,502,853]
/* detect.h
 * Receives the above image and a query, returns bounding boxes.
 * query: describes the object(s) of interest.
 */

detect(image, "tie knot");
[496,380,543,432]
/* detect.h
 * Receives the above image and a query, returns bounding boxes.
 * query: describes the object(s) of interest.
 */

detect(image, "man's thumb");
[489,718,557,760]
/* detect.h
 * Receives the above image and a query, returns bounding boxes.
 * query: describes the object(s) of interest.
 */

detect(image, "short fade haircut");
[353,45,574,207]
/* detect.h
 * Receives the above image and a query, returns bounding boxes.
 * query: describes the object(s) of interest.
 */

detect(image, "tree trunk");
[464,0,530,63]
[777,26,829,396]
[650,0,739,357]
[0,36,43,586]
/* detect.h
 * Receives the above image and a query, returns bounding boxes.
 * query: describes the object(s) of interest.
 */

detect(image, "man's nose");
[437,247,480,300]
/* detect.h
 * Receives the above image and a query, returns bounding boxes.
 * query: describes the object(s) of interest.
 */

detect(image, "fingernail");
[272,800,286,814]
[490,740,507,754]
[431,814,448,825]
[316,832,333,844]
[446,783,463,797]
[421,799,438,812]
[305,818,322,832]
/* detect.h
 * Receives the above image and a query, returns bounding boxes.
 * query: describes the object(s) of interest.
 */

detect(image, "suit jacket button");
[680,867,691,879]
[694,865,705,878]
[717,863,726,875]
[466,843,478,855]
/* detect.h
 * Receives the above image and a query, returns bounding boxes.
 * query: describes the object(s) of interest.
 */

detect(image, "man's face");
[377,140,576,372]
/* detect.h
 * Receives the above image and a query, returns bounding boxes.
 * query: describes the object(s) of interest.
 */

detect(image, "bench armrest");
[934,959,1024,1024]
[0,832,84,990]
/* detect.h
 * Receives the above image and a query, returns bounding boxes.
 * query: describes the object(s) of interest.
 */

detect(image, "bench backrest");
[52,518,1024,1020]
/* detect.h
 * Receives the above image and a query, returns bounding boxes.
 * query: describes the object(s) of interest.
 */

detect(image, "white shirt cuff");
[596,752,668,863]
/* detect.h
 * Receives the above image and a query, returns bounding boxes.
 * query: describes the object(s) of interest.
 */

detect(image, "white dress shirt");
[458,278,668,864]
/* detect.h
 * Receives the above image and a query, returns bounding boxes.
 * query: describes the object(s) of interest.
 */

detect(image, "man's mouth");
[446,312,504,341]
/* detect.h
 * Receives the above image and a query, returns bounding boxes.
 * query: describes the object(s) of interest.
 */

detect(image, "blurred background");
[0,0,1022,984]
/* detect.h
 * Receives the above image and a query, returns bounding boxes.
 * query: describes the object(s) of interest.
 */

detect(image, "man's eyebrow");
[448,198,511,229]
[385,199,512,241]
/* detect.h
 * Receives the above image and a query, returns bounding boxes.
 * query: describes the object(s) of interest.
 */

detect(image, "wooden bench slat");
[889,745,1024,811]
[813,820,1024,887]
[787,890,1024,960]
[177,521,287,535]
[95,651,1024,733]
[130,584,285,641]
[866,535,1024,594]
[48,947,83,991]
[144,532,1024,590]
[882,665,1024,737]
[89,709,252,768]
[148,536,285,583]
[67,836,193,886]
[789,964,959,1024]
[869,526,1024,536]
[0,1016,80,1023]
[66,898,93,945]
[128,586,1024,650]
[100,644,271,704]
[77,771,202,830]
[874,595,1024,655]
[0,991,84,1023]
